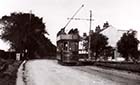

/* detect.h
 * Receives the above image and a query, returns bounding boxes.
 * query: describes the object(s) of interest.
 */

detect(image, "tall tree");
[0,12,48,59]
[90,33,108,60]
[117,30,139,61]
[35,34,56,58]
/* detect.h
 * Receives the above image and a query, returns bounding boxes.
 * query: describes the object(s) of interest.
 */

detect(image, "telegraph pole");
[88,10,92,60]
[67,10,93,60]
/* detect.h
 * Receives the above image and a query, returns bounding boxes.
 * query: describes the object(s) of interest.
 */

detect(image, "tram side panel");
[56,41,63,62]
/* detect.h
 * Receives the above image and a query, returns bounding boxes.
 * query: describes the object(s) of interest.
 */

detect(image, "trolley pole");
[88,10,92,60]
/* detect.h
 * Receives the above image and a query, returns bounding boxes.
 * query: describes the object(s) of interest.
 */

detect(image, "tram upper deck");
[57,34,79,42]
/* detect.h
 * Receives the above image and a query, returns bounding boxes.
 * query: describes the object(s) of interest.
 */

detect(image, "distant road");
[72,65,140,85]
[16,60,140,85]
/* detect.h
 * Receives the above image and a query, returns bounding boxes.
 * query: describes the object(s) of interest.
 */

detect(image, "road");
[72,66,140,85]
[16,60,140,85]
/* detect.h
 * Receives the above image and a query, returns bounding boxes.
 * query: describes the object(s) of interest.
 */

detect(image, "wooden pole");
[88,10,92,60]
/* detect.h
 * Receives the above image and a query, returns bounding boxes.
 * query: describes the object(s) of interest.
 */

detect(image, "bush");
[0,58,22,85]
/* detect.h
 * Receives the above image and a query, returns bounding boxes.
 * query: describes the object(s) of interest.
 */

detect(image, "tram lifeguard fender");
[57,34,79,41]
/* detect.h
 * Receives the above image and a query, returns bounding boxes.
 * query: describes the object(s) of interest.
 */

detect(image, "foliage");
[82,33,88,51]
[117,30,139,61]
[100,46,114,60]
[68,28,79,34]
[35,34,56,58]
[0,12,55,59]
[0,57,22,85]
[82,32,109,60]
[90,33,108,60]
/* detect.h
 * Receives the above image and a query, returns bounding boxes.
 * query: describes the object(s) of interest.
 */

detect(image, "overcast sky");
[0,0,140,50]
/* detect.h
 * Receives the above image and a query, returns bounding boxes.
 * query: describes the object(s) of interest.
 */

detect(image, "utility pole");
[88,10,92,60]
[67,10,94,60]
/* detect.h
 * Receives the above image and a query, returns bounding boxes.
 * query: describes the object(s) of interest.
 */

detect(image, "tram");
[56,33,79,65]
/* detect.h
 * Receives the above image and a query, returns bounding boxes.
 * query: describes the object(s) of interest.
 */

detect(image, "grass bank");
[94,61,140,73]
[0,59,22,85]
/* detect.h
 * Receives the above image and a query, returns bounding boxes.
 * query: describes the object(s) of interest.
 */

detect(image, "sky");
[0,0,140,51]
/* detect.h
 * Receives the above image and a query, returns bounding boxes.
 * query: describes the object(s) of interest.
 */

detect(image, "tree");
[68,28,79,34]
[100,46,114,60]
[0,12,49,59]
[117,30,139,61]
[82,33,88,51]
[35,34,56,58]
[90,33,108,60]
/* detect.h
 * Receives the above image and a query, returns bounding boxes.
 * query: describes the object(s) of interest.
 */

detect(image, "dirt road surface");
[16,60,140,85]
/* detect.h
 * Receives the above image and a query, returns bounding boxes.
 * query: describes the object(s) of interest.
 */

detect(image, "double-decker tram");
[56,33,79,65]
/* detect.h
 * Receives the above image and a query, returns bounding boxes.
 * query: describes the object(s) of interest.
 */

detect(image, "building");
[101,25,128,47]
[101,25,137,61]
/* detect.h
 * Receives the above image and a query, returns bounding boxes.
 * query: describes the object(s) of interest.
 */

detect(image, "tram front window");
[69,42,78,51]
[64,42,68,51]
